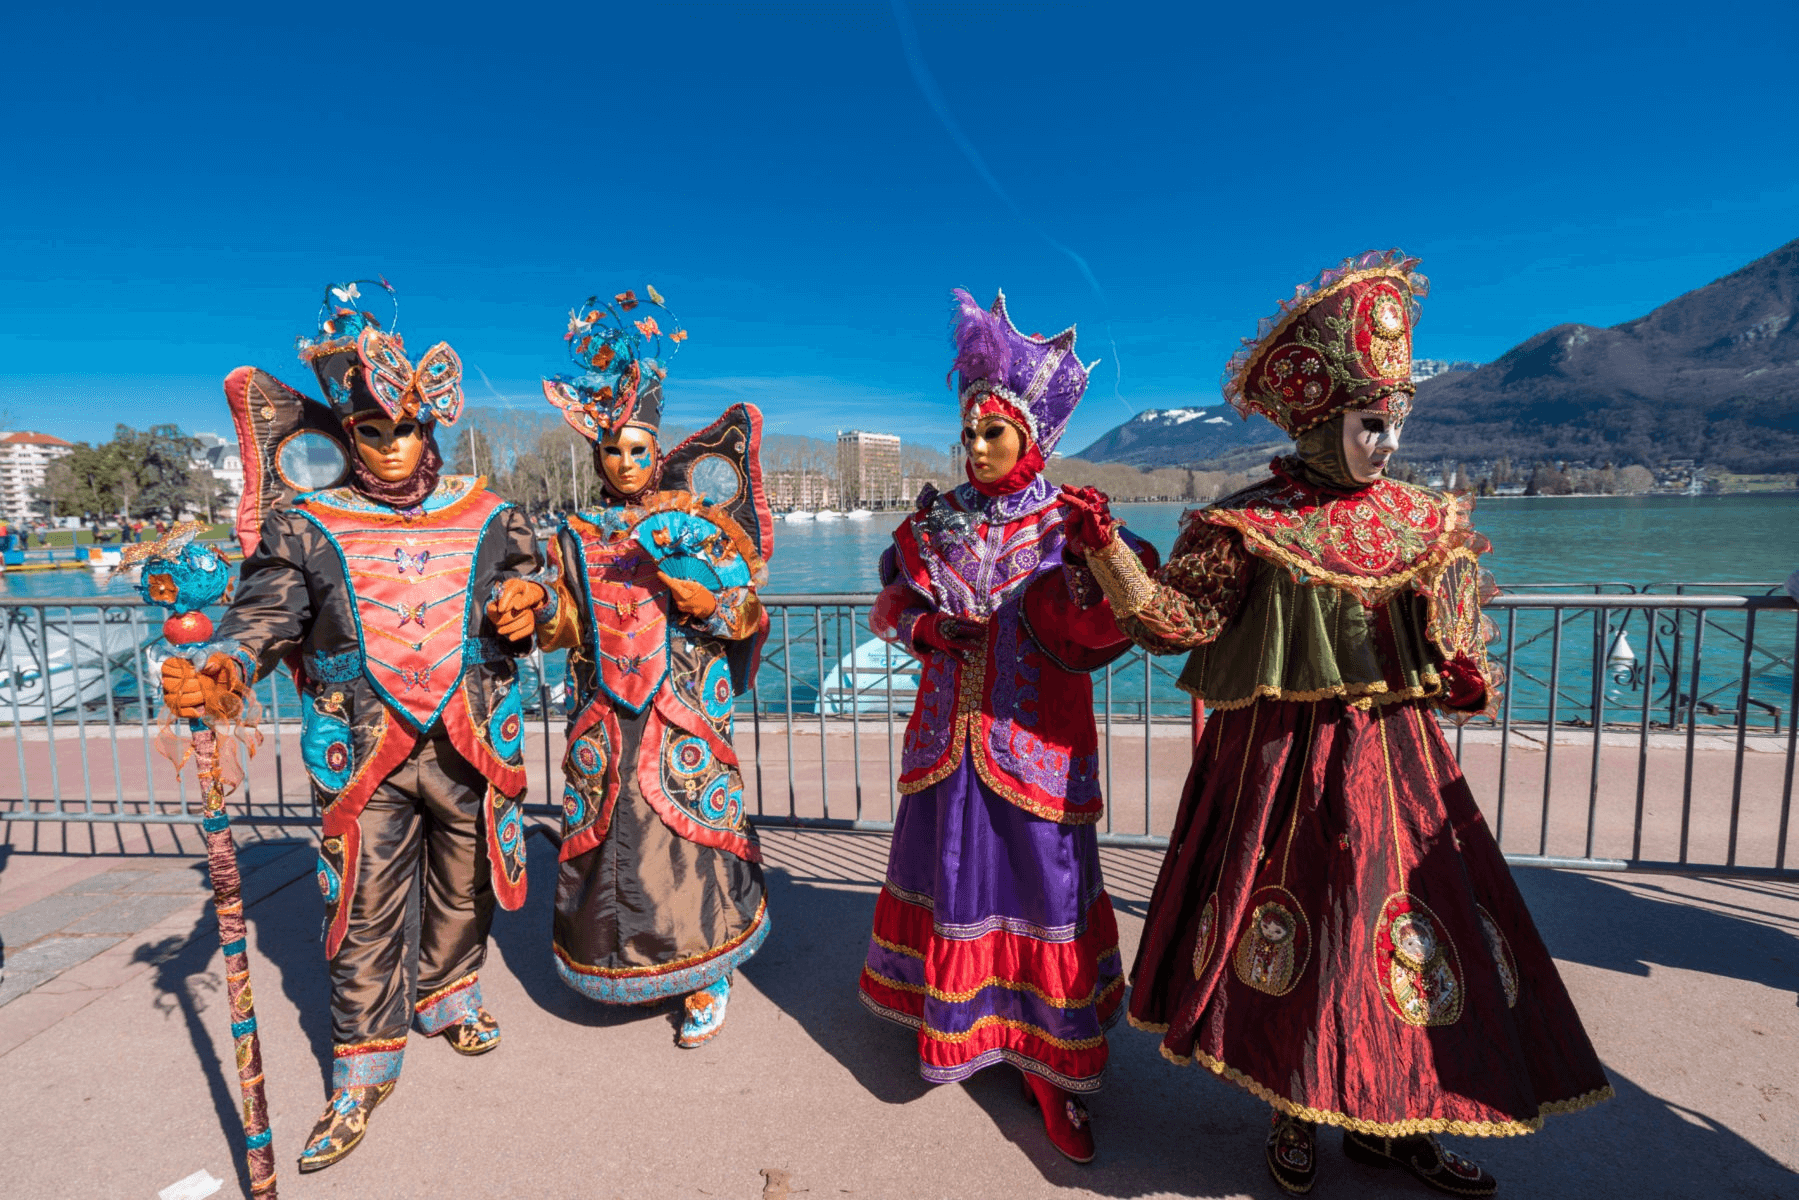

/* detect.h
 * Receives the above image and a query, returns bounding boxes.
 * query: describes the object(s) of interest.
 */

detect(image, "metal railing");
[1,589,1794,877]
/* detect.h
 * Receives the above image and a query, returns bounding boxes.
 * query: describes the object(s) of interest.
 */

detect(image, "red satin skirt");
[1128,697,1612,1136]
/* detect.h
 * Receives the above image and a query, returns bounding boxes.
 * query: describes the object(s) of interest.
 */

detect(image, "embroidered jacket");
[1118,459,1501,717]
[536,491,767,863]
[872,478,1156,825]
[212,475,539,953]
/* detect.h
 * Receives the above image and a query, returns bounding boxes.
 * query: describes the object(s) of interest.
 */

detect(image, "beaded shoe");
[1020,1069,1096,1164]
[439,1006,501,1056]
[1343,1130,1499,1197]
[297,1083,394,1174]
[1265,1113,1318,1194]
[677,976,732,1048]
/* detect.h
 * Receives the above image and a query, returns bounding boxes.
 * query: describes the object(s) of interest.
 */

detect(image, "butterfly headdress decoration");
[541,286,687,442]
[295,279,466,426]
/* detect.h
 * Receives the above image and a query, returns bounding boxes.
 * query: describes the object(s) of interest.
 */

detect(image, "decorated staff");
[121,523,277,1197]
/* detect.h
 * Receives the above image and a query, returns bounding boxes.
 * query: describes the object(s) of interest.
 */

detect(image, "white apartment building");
[0,430,75,524]
[191,432,245,504]
[836,430,903,509]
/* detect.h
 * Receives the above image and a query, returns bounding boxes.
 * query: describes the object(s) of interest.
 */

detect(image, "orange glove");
[486,579,548,641]
[160,654,245,721]
[657,572,719,620]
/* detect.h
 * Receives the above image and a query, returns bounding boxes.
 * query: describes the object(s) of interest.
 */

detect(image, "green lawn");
[27,524,233,548]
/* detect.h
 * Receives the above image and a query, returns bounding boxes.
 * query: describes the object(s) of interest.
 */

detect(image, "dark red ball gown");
[1095,460,1612,1136]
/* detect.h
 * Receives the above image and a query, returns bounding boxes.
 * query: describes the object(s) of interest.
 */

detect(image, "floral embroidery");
[1191,893,1219,980]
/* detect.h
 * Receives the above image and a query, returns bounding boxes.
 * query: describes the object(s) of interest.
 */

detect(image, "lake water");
[5,494,1792,731]
[8,494,1793,600]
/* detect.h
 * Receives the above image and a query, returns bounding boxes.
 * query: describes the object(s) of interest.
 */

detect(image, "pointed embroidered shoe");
[1265,1113,1318,1194]
[439,1006,501,1056]
[1343,1130,1498,1197]
[676,976,731,1048]
[297,1083,394,1174]
[1020,1069,1096,1164]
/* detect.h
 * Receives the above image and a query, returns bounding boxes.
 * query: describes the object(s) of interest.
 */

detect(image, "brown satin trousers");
[330,735,495,1050]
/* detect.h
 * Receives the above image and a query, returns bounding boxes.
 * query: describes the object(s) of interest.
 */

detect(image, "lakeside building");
[766,471,839,512]
[0,430,75,524]
[191,432,245,501]
[837,430,903,509]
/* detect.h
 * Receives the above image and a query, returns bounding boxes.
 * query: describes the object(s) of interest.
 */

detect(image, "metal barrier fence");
[2,589,1794,877]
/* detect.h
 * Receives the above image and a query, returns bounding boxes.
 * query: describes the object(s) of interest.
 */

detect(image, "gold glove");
[1083,534,1158,618]
[657,572,720,620]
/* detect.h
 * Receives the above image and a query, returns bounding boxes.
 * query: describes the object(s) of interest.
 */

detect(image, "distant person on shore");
[516,289,775,1050]
[857,289,1159,1165]
[1066,250,1611,1196]
[160,281,542,1174]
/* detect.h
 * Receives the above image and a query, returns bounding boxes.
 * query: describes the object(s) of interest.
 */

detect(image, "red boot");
[1020,1069,1095,1164]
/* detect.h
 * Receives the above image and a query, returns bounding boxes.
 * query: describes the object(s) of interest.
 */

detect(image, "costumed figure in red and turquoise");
[857,289,1159,1165]
[1067,251,1613,1196]
[161,281,546,1173]
[525,288,773,1048]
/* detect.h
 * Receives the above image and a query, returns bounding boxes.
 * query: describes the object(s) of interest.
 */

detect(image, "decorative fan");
[631,510,754,592]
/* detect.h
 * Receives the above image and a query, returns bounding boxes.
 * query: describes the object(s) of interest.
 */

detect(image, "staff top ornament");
[114,521,233,645]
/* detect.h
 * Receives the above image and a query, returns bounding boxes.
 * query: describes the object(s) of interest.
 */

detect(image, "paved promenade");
[1,809,1795,1198]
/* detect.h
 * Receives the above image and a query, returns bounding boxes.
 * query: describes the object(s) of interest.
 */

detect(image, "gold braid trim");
[1145,1038,1613,1137]
[1191,678,1443,712]
[861,964,1124,1010]
[1084,534,1159,617]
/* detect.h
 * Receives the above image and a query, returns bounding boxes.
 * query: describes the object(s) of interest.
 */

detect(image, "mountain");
[1068,406,1286,467]
[1071,238,1799,473]
[1405,238,1799,471]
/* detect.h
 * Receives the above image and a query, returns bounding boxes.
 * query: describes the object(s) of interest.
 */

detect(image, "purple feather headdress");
[947,288,1094,457]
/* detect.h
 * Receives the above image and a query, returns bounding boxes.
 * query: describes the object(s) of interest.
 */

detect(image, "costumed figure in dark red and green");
[527,288,773,1048]
[1067,251,1612,1196]
[857,289,1158,1165]
[161,281,545,1173]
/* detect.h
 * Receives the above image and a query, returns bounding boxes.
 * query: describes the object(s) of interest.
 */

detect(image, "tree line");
[37,424,233,526]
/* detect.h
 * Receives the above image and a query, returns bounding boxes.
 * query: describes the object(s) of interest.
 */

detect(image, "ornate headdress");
[1221,249,1428,437]
[949,288,1095,457]
[542,287,687,441]
[295,280,466,427]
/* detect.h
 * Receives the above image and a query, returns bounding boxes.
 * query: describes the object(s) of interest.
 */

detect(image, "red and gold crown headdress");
[1222,249,1428,437]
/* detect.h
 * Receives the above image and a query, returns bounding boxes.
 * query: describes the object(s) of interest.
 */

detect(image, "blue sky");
[3,1,1796,458]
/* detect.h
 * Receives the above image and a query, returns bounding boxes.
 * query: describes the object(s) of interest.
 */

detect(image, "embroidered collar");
[1199,470,1475,606]
[301,475,483,520]
[953,475,1058,524]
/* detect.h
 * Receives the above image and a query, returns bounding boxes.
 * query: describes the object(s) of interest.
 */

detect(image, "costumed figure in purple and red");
[857,289,1159,1165]
[525,288,773,1048]
[1067,251,1612,1195]
[161,281,544,1172]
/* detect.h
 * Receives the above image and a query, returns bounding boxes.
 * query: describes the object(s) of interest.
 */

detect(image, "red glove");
[1059,486,1119,554]
[1441,653,1487,712]
[914,612,985,660]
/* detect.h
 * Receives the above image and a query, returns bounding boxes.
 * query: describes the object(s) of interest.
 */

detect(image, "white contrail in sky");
[890,0,1132,416]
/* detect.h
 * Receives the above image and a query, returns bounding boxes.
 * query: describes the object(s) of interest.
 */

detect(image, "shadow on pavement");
[137,839,318,1199]
[739,867,934,1106]
[1515,869,1799,998]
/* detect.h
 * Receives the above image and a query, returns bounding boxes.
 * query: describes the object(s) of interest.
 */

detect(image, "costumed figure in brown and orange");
[1065,252,1612,1195]
[162,281,544,1172]
[526,288,774,1048]
[857,289,1159,1165]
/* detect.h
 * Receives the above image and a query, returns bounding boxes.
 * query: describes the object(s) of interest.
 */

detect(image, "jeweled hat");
[1222,249,1428,437]
[542,286,686,442]
[295,279,466,427]
[949,288,1095,457]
